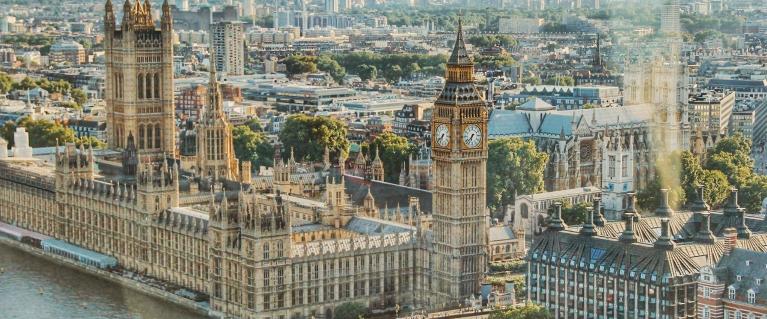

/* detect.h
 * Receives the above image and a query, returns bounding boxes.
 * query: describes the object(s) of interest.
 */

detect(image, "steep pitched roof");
[448,19,471,65]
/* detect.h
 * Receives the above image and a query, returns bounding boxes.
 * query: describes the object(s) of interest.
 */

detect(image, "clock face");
[435,124,450,147]
[463,124,482,148]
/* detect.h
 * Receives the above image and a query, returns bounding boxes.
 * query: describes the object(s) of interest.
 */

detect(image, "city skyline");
[1,0,767,318]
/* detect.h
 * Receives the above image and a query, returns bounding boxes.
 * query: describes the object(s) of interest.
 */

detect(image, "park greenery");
[284,52,447,83]
[489,303,553,319]
[546,201,591,226]
[232,125,274,170]
[362,132,416,184]
[543,76,575,86]
[487,137,548,220]
[1,73,87,108]
[468,35,517,49]
[638,134,766,214]
[0,117,103,149]
[278,114,350,162]
[488,260,527,274]
[333,302,368,319]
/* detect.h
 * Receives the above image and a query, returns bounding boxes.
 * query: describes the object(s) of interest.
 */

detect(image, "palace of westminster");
[3,1,767,319]
[0,1,494,318]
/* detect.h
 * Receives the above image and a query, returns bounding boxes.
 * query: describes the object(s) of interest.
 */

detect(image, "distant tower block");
[12,127,33,158]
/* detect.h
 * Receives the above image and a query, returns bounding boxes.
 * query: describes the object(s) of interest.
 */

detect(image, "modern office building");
[528,190,767,318]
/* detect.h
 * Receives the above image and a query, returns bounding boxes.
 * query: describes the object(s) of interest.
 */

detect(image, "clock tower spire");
[431,18,489,304]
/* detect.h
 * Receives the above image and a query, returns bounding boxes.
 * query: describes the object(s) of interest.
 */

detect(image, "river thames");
[0,243,209,319]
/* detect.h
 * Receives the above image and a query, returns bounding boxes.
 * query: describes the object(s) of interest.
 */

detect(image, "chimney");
[548,202,567,231]
[723,227,737,256]
[593,197,606,227]
[579,206,597,236]
[723,188,741,218]
[690,184,710,213]
[624,192,641,220]
[695,211,716,244]
[737,207,752,239]
[654,218,675,249]
[654,188,675,217]
[619,212,637,244]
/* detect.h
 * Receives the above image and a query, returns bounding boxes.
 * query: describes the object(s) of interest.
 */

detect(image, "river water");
[0,243,209,319]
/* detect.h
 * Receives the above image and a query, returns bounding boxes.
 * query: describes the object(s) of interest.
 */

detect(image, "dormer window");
[746,260,751,266]
[757,279,762,285]
[748,290,756,304]
[729,286,736,300]
[737,275,742,281]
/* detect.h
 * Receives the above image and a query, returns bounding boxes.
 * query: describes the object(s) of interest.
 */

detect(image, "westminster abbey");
[0,2,496,318]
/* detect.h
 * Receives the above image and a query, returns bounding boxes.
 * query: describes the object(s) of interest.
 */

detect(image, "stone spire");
[547,202,567,231]
[161,0,172,30]
[208,45,223,114]
[654,218,675,249]
[448,18,470,65]
[105,0,115,27]
[654,188,675,218]
[122,0,133,28]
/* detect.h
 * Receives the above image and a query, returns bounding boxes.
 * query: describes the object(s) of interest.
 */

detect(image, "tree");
[317,55,346,84]
[1,117,77,148]
[699,169,731,208]
[468,35,517,48]
[233,125,273,169]
[543,75,575,86]
[637,176,685,212]
[489,303,553,319]
[0,72,12,94]
[278,114,350,162]
[357,64,378,81]
[680,151,704,205]
[547,201,590,225]
[487,137,548,219]
[13,77,38,91]
[59,101,81,110]
[740,175,767,214]
[284,55,317,77]
[334,302,367,319]
[243,118,263,132]
[521,76,541,85]
[366,132,416,183]
[70,88,88,107]
[76,136,106,148]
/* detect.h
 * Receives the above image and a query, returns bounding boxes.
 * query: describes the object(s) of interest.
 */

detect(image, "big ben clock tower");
[431,19,489,304]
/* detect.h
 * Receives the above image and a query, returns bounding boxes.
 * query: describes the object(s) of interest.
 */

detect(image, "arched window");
[137,74,144,99]
[748,290,756,304]
[138,124,145,149]
[154,73,160,99]
[263,243,270,260]
[146,124,153,149]
[729,286,736,300]
[145,73,152,99]
[154,124,161,150]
